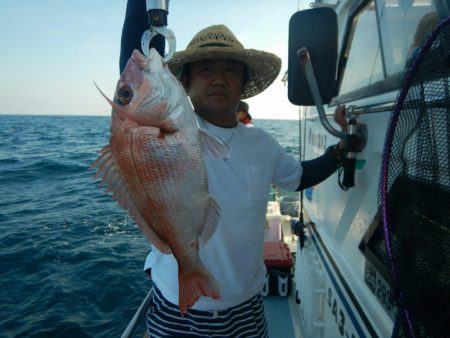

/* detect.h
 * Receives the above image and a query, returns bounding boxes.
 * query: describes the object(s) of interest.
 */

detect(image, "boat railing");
[120,289,152,338]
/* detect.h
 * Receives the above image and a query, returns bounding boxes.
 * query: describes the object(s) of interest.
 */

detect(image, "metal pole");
[120,289,153,338]
[297,47,346,139]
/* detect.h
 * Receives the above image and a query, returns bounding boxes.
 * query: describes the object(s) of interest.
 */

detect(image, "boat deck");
[264,205,303,338]
[264,295,297,338]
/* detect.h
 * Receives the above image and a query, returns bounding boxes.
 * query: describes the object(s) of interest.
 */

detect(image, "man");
[236,101,254,127]
[121,2,347,337]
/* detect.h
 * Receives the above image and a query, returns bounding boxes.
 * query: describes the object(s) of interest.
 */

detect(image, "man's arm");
[120,0,147,73]
[297,105,348,191]
[297,146,343,190]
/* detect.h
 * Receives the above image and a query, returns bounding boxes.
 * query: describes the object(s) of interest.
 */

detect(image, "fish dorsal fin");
[91,145,171,254]
[198,128,230,160]
[199,196,221,247]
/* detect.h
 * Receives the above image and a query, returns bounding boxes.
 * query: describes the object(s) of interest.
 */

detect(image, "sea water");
[0,115,300,338]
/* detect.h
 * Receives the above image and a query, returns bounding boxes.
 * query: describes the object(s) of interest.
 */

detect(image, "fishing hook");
[141,26,176,62]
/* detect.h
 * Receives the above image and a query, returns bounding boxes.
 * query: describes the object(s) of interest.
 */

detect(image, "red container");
[263,241,294,268]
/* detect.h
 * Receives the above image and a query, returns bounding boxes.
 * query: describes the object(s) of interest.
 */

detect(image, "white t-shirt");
[145,119,302,310]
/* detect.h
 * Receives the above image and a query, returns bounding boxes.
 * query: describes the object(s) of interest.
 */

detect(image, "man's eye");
[225,67,240,77]
[200,66,213,73]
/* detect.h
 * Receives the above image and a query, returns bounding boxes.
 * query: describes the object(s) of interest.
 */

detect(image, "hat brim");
[168,47,281,99]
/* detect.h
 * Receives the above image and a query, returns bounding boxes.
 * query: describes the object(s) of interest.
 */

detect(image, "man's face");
[185,58,245,124]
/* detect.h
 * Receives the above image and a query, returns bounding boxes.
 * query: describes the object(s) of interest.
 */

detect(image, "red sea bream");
[92,48,228,312]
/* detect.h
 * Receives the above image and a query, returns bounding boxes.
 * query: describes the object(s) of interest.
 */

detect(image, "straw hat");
[168,24,281,99]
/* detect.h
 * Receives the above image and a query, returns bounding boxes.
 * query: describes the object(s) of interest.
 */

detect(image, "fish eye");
[118,86,133,105]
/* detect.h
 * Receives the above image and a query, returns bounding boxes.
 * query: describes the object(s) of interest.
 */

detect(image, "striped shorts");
[146,286,269,338]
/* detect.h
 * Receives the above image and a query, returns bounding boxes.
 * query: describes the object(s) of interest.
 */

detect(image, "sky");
[0,0,305,120]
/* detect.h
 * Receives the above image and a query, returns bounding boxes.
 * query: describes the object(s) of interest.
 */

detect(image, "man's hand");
[334,105,348,150]
[334,105,348,133]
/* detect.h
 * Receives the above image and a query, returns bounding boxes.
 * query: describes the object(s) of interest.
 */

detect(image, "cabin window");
[339,1,384,95]
[377,0,437,75]
[337,0,438,99]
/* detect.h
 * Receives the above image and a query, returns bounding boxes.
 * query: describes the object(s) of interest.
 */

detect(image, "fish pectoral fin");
[158,119,178,134]
[198,197,221,247]
[91,145,171,254]
[198,128,230,160]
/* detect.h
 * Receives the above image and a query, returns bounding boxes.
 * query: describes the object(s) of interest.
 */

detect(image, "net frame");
[380,16,450,338]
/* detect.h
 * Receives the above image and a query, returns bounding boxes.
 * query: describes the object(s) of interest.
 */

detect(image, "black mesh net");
[380,17,450,338]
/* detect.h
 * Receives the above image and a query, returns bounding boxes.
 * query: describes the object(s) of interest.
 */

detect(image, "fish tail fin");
[178,265,221,313]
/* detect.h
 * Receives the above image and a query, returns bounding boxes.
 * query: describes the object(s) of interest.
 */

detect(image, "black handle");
[342,157,355,188]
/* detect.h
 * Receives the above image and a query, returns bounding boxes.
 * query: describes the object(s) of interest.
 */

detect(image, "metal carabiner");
[141,25,176,62]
